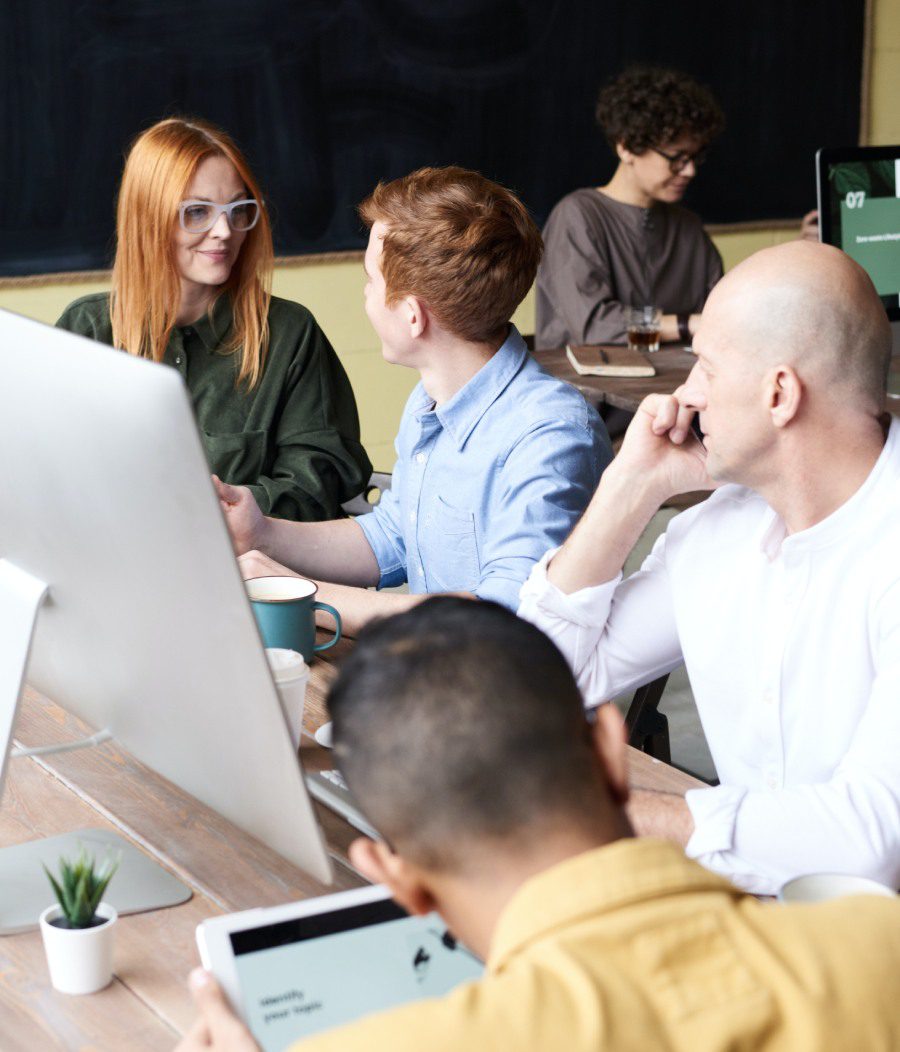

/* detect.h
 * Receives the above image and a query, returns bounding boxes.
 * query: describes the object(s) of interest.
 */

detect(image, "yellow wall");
[0,226,815,468]
[0,267,534,470]
[869,0,900,144]
[2,0,896,468]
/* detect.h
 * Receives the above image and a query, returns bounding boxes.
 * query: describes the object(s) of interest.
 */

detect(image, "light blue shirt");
[356,327,611,609]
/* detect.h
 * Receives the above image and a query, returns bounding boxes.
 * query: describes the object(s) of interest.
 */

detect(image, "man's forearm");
[262,517,381,587]
[312,584,426,638]
[547,461,664,595]
[626,789,695,847]
[313,585,476,638]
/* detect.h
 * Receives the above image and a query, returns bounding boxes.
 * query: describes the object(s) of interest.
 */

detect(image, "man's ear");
[768,365,803,428]
[348,837,438,917]
[590,704,629,805]
[402,295,427,339]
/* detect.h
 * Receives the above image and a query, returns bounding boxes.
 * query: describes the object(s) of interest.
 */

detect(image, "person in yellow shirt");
[177,599,900,1052]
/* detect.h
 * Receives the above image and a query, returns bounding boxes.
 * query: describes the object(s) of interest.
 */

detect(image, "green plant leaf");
[43,865,68,917]
[43,846,121,928]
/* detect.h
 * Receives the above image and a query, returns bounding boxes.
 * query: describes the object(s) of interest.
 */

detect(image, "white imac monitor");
[0,309,332,885]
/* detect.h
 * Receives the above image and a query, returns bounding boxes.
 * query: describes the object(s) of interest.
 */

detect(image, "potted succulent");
[39,846,120,995]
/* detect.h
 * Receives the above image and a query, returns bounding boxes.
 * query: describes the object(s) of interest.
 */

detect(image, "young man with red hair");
[217,166,610,634]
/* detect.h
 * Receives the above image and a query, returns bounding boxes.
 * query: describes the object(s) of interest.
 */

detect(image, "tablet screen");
[229,898,483,1049]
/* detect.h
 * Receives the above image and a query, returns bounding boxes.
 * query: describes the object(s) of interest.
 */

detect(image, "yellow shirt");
[295,839,900,1051]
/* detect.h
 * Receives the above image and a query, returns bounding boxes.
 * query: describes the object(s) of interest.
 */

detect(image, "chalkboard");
[1,0,865,278]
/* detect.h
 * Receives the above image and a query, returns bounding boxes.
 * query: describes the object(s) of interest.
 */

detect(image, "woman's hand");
[799,209,819,242]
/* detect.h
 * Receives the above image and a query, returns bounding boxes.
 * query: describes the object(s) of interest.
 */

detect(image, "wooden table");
[0,640,701,1047]
[537,345,900,419]
[535,345,696,413]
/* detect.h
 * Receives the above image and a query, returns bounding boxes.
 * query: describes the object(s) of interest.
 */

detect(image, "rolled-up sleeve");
[475,416,610,610]
[685,599,900,894]
[702,238,724,300]
[538,198,629,345]
[518,534,683,704]
[355,477,408,589]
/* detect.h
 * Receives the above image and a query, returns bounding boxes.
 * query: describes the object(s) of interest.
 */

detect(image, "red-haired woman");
[57,117,371,521]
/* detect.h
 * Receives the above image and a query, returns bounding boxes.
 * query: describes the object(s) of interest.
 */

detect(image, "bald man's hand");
[616,391,716,502]
[545,389,716,593]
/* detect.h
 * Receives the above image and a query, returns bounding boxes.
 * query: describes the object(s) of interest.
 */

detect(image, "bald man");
[520,241,899,895]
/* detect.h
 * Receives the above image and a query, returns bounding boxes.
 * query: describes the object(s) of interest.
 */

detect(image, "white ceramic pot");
[39,901,117,995]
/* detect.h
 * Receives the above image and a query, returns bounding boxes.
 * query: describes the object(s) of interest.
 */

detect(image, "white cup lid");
[265,648,309,681]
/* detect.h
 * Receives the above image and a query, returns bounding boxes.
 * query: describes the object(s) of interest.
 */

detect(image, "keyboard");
[305,768,380,841]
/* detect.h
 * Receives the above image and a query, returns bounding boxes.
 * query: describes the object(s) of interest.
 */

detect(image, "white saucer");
[314,721,333,748]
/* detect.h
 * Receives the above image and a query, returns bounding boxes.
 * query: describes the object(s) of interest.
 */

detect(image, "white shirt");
[519,419,900,895]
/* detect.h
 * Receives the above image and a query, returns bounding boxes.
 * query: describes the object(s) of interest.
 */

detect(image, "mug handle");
[313,602,342,652]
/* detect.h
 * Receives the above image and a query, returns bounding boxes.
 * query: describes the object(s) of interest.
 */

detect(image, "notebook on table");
[566,344,656,378]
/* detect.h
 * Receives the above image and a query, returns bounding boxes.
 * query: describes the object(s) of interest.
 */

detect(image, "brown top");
[536,189,723,349]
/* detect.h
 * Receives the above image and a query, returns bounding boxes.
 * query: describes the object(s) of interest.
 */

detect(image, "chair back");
[341,471,393,516]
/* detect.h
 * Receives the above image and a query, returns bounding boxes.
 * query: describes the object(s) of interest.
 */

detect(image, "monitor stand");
[0,559,192,934]
[0,558,48,792]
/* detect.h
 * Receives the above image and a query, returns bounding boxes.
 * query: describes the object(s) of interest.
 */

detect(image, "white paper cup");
[779,873,897,904]
[266,648,309,750]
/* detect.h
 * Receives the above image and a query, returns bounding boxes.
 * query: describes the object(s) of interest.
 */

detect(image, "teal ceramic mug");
[245,576,341,662]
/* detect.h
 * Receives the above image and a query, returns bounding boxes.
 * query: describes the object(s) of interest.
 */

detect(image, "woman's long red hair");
[111,117,273,388]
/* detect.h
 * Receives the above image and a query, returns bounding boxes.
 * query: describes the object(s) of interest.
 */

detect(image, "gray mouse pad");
[0,827,192,935]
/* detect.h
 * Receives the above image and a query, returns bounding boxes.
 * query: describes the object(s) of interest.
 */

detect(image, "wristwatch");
[677,314,692,345]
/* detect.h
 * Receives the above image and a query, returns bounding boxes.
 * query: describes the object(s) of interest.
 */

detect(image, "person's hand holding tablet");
[176,969,260,1051]
[181,879,482,1052]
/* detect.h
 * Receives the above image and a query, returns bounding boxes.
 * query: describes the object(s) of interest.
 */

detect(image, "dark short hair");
[595,65,725,154]
[327,598,605,870]
[358,166,542,345]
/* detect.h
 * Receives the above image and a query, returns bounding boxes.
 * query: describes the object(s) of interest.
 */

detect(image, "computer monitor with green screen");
[817,145,900,323]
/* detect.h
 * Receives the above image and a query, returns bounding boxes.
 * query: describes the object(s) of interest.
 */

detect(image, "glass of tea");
[626,306,662,353]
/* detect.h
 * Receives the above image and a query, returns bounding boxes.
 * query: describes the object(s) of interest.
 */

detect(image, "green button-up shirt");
[57,293,372,521]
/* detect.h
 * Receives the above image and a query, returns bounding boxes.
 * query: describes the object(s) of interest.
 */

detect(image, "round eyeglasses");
[178,199,261,234]
[650,147,707,174]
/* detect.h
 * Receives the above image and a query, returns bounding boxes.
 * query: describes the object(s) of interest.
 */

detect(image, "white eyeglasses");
[178,199,261,234]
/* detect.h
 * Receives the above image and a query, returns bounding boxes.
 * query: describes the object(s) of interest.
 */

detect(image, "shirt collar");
[413,327,528,451]
[487,838,739,974]
[179,295,234,351]
[758,417,899,560]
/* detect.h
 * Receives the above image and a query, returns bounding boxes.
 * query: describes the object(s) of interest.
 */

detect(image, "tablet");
[197,885,483,1050]
[816,144,900,321]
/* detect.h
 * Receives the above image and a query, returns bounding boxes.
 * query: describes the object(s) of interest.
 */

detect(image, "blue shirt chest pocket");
[426,494,481,592]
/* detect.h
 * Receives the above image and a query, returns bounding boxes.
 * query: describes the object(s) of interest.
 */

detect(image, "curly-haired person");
[537,66,725,350]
